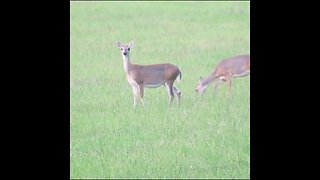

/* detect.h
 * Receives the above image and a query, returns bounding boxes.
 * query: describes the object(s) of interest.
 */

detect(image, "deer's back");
[215,55,250,76]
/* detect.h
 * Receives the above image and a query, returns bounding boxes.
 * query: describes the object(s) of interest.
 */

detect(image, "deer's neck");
[203,73,217,86]
[122,55,131,74]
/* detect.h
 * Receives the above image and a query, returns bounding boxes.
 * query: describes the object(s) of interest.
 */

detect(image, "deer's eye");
[128,48,130,51]
[120,48,123,50]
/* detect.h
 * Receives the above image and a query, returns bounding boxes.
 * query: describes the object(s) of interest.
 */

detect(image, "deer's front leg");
[131,85,139,108]
[226,75,232,96]
[214,78,225,92]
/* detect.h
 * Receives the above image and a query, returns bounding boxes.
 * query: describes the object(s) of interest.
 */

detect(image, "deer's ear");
[128,41,134,48]
[115,41,121,48]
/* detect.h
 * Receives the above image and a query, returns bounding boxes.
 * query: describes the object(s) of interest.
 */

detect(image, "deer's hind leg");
[138,84,145,107]
[164,81,174,105]
[172,86,181,106]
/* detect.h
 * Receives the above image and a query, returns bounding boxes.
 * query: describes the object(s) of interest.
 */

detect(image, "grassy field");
[70,1,250,179]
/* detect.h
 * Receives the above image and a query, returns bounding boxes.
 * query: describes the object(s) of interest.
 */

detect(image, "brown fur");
[116,41,182,107]
[196,54,250,95]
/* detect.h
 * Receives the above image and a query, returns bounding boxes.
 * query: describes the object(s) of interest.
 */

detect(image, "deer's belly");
[127,77,163,88]
[144,82,164,88]
[232,70,250,78]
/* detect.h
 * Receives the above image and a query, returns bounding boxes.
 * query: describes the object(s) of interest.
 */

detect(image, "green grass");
[71,1,250,179]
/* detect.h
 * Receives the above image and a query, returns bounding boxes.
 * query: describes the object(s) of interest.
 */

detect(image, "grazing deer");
[195,54,250,96]
[115,41,182,107]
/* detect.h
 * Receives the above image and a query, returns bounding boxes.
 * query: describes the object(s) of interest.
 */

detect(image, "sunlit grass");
[71,1,250,178]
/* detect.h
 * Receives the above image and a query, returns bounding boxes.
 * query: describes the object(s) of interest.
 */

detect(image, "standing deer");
[115,41,182,107]
[195,54,250,95]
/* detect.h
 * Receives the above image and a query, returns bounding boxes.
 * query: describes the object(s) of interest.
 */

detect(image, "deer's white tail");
[176,66,182,83]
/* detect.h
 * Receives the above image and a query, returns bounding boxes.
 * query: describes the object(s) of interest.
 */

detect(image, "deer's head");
[116,41,134,58]
[195,77,207,95]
